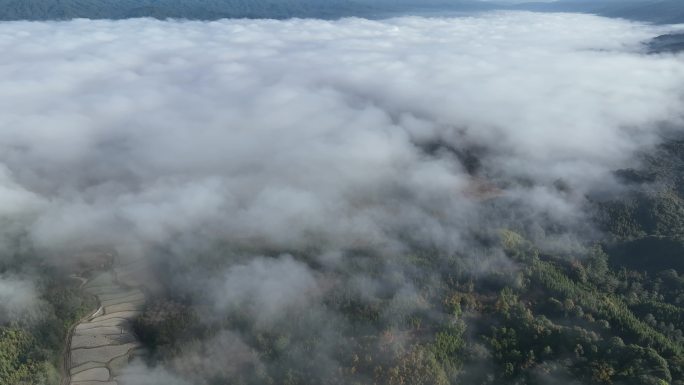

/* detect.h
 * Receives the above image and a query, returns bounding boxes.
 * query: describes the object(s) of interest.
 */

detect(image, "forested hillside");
[0,0,682,23]
[0,0,362,20]
[127,137,684,385]
[0,0,497,21]
[514,0,684,24]
[0,252,96,385]
[8,137,684,384]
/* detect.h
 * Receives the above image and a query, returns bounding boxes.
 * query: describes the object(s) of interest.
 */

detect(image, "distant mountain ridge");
[0,0,683,24]
[649,33,684,53]
[513,0,684,24]
[600,0,684,24]
[0,0,497,21]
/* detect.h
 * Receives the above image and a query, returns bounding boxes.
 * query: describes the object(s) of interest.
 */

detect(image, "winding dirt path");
[62,266,146,385]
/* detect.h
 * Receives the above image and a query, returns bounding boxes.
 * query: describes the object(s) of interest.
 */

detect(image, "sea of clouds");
[0,11,682,381]
[0,13,681,258]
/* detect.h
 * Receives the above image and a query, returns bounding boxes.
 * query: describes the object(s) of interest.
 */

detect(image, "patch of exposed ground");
[66,265,146,385]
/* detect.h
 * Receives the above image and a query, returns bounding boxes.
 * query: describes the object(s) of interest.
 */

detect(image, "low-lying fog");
[0,11,682,383]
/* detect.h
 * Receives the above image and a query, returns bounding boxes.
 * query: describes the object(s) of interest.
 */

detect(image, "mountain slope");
[0,0,497,20]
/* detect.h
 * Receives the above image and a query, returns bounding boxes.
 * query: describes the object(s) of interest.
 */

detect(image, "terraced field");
[64,267,146,385]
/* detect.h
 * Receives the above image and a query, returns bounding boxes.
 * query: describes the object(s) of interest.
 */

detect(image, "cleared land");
[65,266,146,385]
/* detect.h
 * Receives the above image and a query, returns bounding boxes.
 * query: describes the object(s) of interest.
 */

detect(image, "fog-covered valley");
[1,9,684,385]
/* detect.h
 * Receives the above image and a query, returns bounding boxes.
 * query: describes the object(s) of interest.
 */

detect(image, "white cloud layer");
[0,12,681,261]
[0,275,44,323]
[3,10,684,385]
